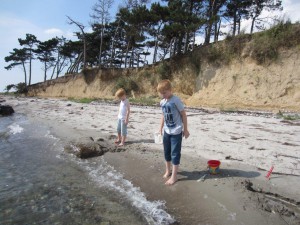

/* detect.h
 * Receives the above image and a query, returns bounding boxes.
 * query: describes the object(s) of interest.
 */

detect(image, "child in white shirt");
[115,88,130,146]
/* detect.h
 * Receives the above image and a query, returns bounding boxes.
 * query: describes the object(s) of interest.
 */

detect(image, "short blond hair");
[157,79,172,92]
[115,88,126,98]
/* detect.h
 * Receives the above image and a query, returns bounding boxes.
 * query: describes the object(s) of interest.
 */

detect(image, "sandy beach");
[1,95,300,225]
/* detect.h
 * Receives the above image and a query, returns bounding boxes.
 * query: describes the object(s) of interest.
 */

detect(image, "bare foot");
[165,177,177,185]
[163,172,171,179]
[118,143,124,147]
[114,139,120,144]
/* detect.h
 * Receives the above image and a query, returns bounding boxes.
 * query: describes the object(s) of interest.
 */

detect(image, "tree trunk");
[110,18,121,68]
[130,49,134,68]
[192,32,196,51]
[98,26,104,69]
[137,52,140,68]
[66,16,86,70]
[44,61,47,82]
[205,24,212,44]
[216,20,221,41]
[124,41,130,68]
[177,35,183,55]
[51,62,57,79]
[56,57,66,78]
[250,17,256,34]
[232,10,237,36]
[214,19,221,42]
[183,32,189,53]
[153,35,158,64]
[22,62,27,86]
[237,18,241,35]
[83,38,87,69]
[170,39,174,58]
[29,49,32,85]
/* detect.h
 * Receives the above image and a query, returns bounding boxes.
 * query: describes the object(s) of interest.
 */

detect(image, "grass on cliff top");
[251,20,300,64]
[193,21,300,65]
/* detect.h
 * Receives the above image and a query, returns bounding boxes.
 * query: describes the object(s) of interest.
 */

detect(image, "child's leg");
[163,161,171,178]
[115,133,121,143]
[165,132,182,185]
[118,120,127,146]
[119,135,126,146]
[163,132,172,178]
[115,120,121,143]
[166,165,179,185]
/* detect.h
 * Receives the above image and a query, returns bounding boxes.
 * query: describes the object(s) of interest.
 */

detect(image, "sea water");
[0,114,175,225]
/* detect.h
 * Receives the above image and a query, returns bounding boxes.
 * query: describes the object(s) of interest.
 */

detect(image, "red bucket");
[207,160,221,174]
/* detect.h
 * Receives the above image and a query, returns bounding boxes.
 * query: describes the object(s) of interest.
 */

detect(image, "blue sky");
[0,0,121,91]
[0,0,299,92]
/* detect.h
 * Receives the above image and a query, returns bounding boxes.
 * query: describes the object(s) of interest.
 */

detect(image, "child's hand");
[125,119,129,125]
[159,129,163,135]
[183,130,190,139]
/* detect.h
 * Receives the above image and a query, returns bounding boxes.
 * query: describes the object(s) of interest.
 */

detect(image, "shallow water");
[0,114,175,225]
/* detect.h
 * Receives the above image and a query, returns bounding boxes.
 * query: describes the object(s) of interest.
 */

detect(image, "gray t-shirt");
[160,95,184,135]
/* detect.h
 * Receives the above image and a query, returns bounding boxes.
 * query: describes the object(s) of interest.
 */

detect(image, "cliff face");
[28,47,300,112]
[188,48,300,112]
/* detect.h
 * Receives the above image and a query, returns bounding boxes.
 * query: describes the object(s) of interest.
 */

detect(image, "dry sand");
[1,95,300,225]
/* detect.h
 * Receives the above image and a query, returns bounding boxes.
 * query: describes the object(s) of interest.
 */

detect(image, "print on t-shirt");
[162,103,175,128]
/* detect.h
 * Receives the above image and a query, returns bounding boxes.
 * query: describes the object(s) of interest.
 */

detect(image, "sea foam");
[8,123,24,134]
[79,158,176,225]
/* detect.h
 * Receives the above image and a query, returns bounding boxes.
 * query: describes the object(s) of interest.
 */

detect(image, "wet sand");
[2,95,300,224]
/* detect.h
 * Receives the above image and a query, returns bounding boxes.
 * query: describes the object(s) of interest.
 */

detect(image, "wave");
[71,157,175,225]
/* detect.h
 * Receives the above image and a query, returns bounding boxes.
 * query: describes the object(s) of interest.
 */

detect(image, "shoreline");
[1,95,300,224]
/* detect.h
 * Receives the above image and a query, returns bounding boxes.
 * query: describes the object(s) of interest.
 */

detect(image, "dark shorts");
[163,131,182,165]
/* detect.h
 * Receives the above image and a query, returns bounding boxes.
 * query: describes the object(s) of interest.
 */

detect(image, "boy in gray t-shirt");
[157,80,190,185]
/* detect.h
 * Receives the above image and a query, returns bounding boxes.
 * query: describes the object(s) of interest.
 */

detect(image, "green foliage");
[199,22,300,65]
[4,48,28,70]
[158,63,171,80]
[2,83,26,94]
[276,110,300,120]
[219,105,238,113]
[141,70,151,77]
[206,45,224,63]
[113,77,139,95]
[252,21,300,64]
[129,96,159,106]
[4,84,16,92]
[225,34,252,56]
[189,52,201,75]
[149,75,157,86]
[15,82,27,94]
[252,34,278,64]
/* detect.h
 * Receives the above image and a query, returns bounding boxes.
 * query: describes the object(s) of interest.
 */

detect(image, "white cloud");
[44,28,63,35]
[282,0,300,22]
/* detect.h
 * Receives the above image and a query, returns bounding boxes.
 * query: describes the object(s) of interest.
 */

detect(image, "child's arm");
[125,102,130,124]
[180,110,190,139]
[159,114,164,135]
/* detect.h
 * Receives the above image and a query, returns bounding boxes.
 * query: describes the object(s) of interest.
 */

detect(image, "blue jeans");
[117,119,127,136]
[163,131,182,165]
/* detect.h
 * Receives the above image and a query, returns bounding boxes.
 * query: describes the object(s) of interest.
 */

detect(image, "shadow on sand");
[178,168,261,182]
[126,139,154,144]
